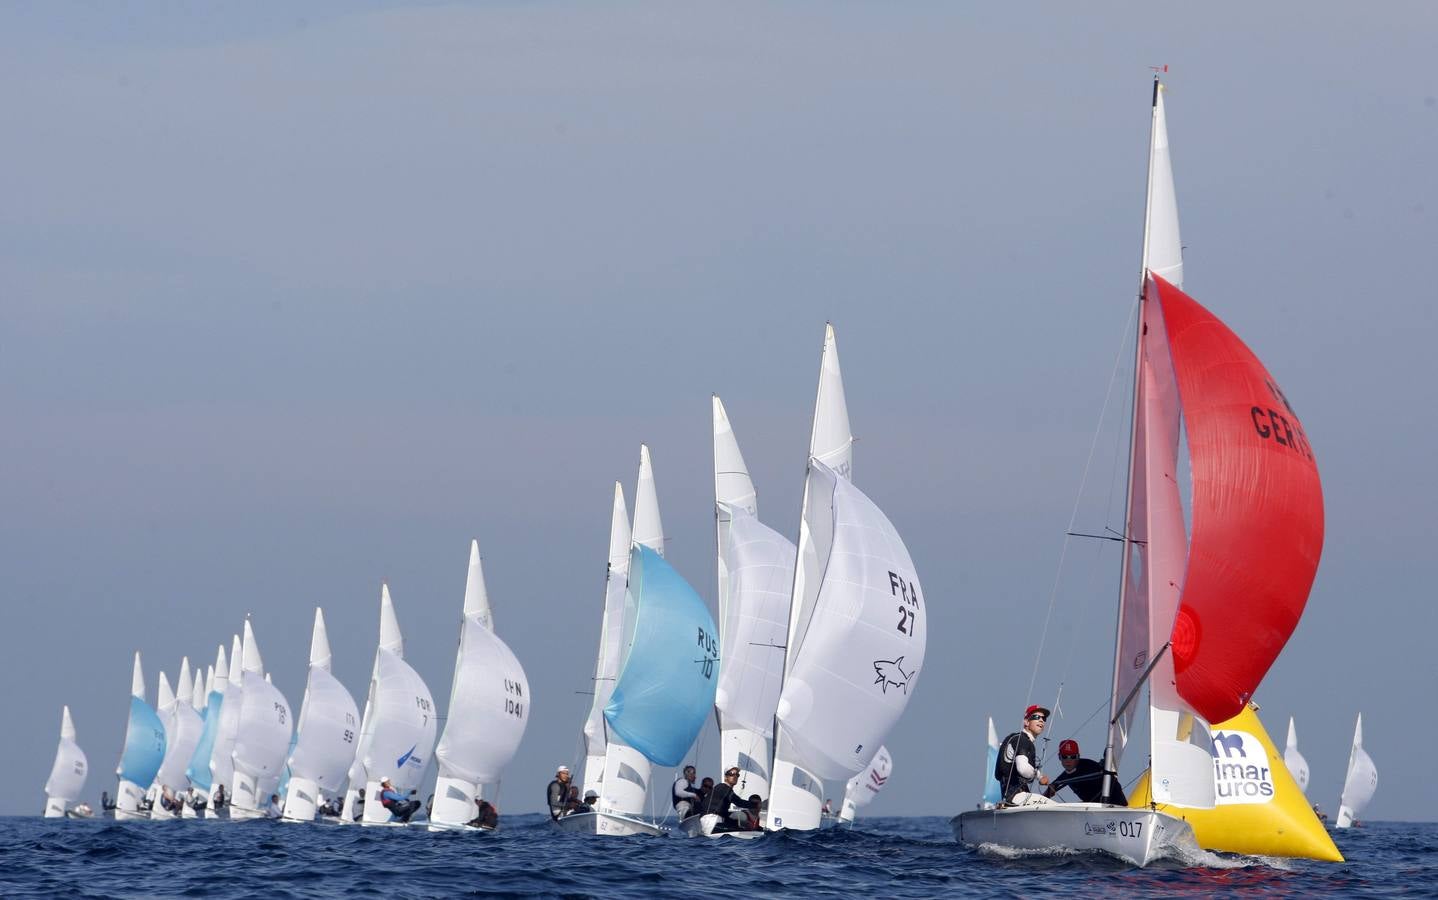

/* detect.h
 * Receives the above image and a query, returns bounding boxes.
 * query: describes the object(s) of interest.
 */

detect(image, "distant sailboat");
[561,446,719,836]
[43,706,88,818]
[981,717,1001,810]
[151,659,204,819]
[281,608,361,823]
[837,746,892,825]
[712,396,794,802]
[184,644,230,818]
[339,584,438,826]
[1336,714,1377,828]
[114,652,165,820]
[766,324,926,834]
[208,634,245,812]
[430,541,531,831]
[229,620,294,819]
[1284,717,1310,793]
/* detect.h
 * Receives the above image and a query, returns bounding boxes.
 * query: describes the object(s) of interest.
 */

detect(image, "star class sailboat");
[1336,714,1377,828]
[430,541,531,832]
[760,324,927,835]
[183,643,229,819]
[837,745,892,826]
[559,445,719,836]
[43,706,89,818]
[281,608,361,823]
[956,76,1329,866]
[114,653,165,820]
[710,395,795,804]
[229,620,294,819]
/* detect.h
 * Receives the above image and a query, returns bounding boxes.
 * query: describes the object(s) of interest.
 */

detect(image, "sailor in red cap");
[993,705,1052,804]
[1043,739,1127,805]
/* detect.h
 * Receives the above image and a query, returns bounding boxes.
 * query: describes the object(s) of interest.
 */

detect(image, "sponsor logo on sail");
[1211,728,1275,804]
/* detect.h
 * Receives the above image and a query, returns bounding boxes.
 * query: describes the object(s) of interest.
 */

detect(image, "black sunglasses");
[1059,754,1079,761]
[1027,714,1047,722]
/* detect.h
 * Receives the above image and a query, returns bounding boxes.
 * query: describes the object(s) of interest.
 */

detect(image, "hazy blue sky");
[3,2,1434,821]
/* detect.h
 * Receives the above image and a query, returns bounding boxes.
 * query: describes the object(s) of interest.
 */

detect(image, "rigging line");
[1025,301,1143,705]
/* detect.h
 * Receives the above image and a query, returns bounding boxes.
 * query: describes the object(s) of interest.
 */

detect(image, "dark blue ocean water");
[1,815,1430,898]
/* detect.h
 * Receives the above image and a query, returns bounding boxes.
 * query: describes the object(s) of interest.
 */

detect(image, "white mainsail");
[595,445,664,818]
[713,395,793,800]
[581,483,631,796]
[1283,717,1310,794]
[209,634,245,799]
[44,706,88,818]
[768,325,926,832]
[230,620,294,819]
[1101,78,1215,810]
[151,661,204,818]
[432,541,530,829]
[341,583,404,822]
[282,608,360,822]
[1335,714,1377,828]
[838,745,891,824]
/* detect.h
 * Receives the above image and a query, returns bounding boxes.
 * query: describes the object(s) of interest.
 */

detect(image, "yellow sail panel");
[1128,703,1342,861]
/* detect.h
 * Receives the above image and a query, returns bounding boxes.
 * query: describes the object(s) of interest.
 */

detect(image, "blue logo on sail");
[396,744,421,770]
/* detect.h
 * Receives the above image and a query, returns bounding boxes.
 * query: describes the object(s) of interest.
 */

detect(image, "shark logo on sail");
[872,657,913,694]
[1211,728,1275,804]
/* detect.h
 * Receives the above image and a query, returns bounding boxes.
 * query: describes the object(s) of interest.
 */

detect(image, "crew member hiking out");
[994,705,1051,804]
[377,777,421,823]
[1043,739,1127,805]
[672,766,701,819]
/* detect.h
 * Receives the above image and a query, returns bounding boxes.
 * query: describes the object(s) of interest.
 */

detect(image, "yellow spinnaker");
[1128,703,1342,861]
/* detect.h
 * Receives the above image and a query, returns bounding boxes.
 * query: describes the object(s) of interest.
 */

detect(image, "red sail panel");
[1152,274,1324,724]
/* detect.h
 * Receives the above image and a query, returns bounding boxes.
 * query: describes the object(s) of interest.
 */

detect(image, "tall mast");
[1102,74,1164,780]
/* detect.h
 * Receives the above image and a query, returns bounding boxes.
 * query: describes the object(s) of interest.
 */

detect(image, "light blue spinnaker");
[118,696,167,786]
[603,545,719,767]
[185,690,225,792]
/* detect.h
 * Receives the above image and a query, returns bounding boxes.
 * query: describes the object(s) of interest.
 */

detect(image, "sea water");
[0,814,1429,897]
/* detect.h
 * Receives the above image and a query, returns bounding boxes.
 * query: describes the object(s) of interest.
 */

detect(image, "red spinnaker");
[1153,274,1324,724]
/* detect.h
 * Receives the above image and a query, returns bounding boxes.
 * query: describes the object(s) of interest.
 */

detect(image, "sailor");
[266,793,283,818]
[211,784,227,810]
[377,777,421,823]
[581,789,599,812]
[672,765,702,818]
[101,791,117,812]
[698,767,754,831]
[995,705,1052,804]
[546,766,572,820]
[468,798,499,829]
[1043,739,1127,805]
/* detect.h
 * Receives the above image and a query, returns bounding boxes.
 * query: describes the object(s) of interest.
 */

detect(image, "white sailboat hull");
[114,779,149,820]
[677,814,764,840]
[429,775,479,830]
[952,803,1198,867]
[280,776,321,823]
[228,771,269,820]
[551,811,666,837]
[427,820,496,834]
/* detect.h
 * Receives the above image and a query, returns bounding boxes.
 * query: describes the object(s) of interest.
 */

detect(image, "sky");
[2,2,1434,821]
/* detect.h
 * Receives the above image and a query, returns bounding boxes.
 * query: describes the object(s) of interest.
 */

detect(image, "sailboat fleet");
[37,76,1375,864]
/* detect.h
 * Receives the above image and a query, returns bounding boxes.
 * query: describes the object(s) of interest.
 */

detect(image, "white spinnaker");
[581,483,631,795]
[838,745,892,824]
[1283,717,1310,794]
[1336,714,1377,828]
[286,609,359,800]
[774,461,926,781]
[44,706,88,807]
[714,505,794,736]
[435,618,530,788]
[361,648,437,797]
[209,634,244,793]
[233,671,293,789]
